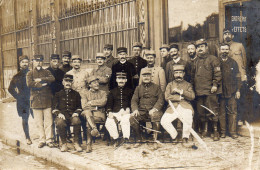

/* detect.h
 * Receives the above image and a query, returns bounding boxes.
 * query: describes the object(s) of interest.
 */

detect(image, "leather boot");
[201,121,208,138]
[213,122,220,141]
[86,144,92,153]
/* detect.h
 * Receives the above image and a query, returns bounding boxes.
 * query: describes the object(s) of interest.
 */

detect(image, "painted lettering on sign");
[232,26,247,33]
[231,16,247,22]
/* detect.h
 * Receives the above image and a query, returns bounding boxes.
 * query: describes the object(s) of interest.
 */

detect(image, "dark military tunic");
[8,68,30,118]
[128,56,147,88]
[47,66,65,95]
[110,61,136,90]
[165,57,188,83]
[59,64,72,73]
[106,86,134,113]
[104,56,118,69]
[52,89,82,119]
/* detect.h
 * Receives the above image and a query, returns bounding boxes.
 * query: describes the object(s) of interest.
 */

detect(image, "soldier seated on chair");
[52,74,83,152]
[81,76,107,153]
[160,65,195,147]
[105,72,134,148]
[130,68,164,149]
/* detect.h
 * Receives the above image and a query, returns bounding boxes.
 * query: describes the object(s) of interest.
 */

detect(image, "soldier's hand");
[41,83,47,86]
[132,110,140,117]
[34,78,42,83]
[58,113,65,120]
[235,91,240,99]
[72,113,79,117]
[108,112,114,119]
[211,86,217,93]
[173,88,181,94]
[149,108,157,116]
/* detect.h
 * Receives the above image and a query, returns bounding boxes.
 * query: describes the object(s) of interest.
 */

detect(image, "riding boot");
[213,122,220,141]
[201,121,208,138]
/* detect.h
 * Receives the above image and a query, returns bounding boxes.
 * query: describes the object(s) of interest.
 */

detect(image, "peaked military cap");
[195,39,207,47]
[62,51,71,58]
[33,54,44,61]
[117,47,127,54]
[116,72,127,78]
[133,42,143,48]
[87,76,99,84]
[169,43,179,50]
[223,28,232,34]
[145,50,156,57]
[104,44,113,50]
[63,74,73,81]
[173,65,185,71]
[19,55,29,62]
[96,53,106,59]
[50,54,60,60]
[160,44,170,50]
[71,55,82,61]
[141,67,152,75]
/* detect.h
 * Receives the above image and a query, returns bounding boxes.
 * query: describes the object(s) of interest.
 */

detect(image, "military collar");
[190,56,197,61]
[119,60,127,64]
[72,68,81,73]
[143,82,152,87]
[172,56,181,64]
[65,89,71,93]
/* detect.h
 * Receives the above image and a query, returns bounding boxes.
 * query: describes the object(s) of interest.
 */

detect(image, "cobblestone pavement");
[1,101,260,169]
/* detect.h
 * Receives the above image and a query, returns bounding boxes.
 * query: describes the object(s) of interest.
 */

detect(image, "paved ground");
[1,100,260,169]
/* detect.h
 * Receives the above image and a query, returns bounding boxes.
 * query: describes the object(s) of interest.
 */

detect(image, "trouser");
[17,103,31,139]
[196,95,219,122]
[219,95,237,135]
[161,105,193,139]
[82,110,105,145]
[237,82,251,121]
[105,112,131,139]
[55,116,81,144]
[33,108,53,143]
[129,109,163,140]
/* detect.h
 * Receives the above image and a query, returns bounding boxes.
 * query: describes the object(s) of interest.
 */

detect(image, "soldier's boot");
[213,122,220,141]
[60,143,68,152]
[87,116,100,137]
[182,138,189,148]
[74,143,83,152]
[86,127,93,153]
[151,122,161,150]
[86,144,92,153]
[201,121,208,138]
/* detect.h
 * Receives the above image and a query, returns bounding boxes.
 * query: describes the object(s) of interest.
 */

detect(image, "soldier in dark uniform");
[52,74,83,152]
[47,54,65,95]
[160,44,171,70]
[105,72,134,147]
[193,39,222,141]
[103,44,118,68]
[130,68,164,149]
[8,55,32,145]
[110,47,136,90]
[59,51,72,73]
[128,42,147,89]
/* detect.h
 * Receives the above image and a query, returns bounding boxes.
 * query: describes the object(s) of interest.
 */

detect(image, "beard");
[188,52,196,58]
[225,37,232,42]
[221,52,229,58]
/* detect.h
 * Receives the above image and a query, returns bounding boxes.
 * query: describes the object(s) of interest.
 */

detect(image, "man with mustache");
[193,39,222,141]
[105,72,133,148]
[160,44,171,70]
[218,43,241,139]
[90,53,112,94]
[165,43,188,83]
[47,54,65,95]
[161,65,195,147]
[26,55,55,148]
[139,50,166,92]
[110,47,136,90]
[52,74,83,152]
[8,55,32,145]
[128,42,147,89]
[59,51,72,73]
[130,68,164,149]
[103,44,118,68]
[222,29,248,126]
[81,76,107,153]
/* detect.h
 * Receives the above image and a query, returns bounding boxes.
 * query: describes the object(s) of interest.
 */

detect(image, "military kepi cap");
[133,42,143,48]
[33,55,44,61]
[104,44,113,50]
[141,68,152,75]
[62,51,71,58]
[87,76,99,84]
[63,74,73,81]
[50,54,60,60]
[145,50,156,57]
[160,44,170,50]
[173,65,185,71]
[71,55,82,61]
[96,53,106,59]
[195,39,207,47]
[169,43,179,50]
[223,28,232,34]
[19,55,29,62]
[116,72,127,78]
[117,47,127,54]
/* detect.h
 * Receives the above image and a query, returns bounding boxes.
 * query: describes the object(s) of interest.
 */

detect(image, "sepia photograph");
[0,0,260,169]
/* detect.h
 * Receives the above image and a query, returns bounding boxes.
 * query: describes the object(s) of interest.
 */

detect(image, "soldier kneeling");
[52,74,83,152]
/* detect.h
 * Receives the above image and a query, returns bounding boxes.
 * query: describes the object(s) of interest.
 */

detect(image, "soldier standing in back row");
[103,44,118,68]
[128,42,147,89]
[8,55,32,145]
[193,39,222,141]
[59,51,72,73]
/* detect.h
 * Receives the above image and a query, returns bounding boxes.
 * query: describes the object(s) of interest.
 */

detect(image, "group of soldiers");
[8,28,247,153]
